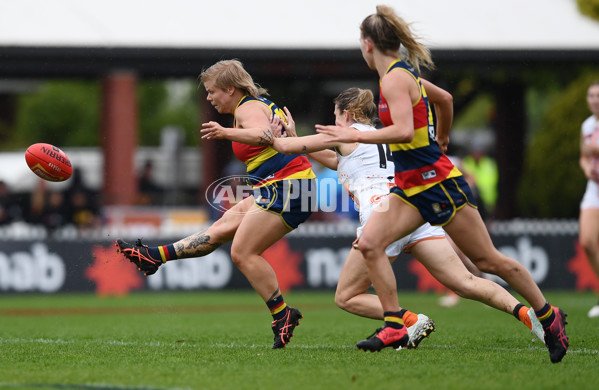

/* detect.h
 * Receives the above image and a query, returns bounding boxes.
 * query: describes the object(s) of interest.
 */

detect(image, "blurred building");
[0,0,598,219]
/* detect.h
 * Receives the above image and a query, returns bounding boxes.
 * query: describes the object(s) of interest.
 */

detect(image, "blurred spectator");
[447,154,488,221]
[0,180,22,224]
[64,167,94,199]
[67,189,102,229]
[43,191,68,231]
[63,167,102,229]
[137,160,163,205]
[461,140,498,216]
[27,182,68,232]
[26,169,103,233]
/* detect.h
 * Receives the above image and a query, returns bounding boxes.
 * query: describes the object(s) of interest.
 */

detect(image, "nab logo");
[0,243,66,292]
[491,237,549,285]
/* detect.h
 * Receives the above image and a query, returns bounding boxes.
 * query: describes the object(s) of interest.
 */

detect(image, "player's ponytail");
[361,5,434,73]
[334,88,377,126]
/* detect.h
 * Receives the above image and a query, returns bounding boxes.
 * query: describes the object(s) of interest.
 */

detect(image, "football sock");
[398,308,418,328]
[512,303,532,330]
[535,302,555,328]
[267,295,287,321]
[147,244,177,263]
[384,311,404,329]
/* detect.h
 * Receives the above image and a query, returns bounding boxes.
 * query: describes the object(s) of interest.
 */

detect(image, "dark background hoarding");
[0,226,596,296]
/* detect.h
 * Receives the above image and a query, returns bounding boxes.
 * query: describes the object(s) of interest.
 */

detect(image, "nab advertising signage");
[0,222,597,296]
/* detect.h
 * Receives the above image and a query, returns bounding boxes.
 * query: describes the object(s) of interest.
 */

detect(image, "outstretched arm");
[307,150,338,170]
[200,102,276,146]
[269,107,340,170]
[317,71,416,145]
[201,120,275,146]
[272,133,338,155]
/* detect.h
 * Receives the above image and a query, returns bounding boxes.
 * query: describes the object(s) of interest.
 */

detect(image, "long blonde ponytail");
[361,5,434,73]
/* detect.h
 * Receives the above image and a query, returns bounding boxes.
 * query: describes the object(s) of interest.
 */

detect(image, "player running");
[269,86,544,351]
[316,5,568,362]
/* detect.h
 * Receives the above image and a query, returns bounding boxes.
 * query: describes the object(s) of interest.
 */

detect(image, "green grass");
[0,291,597,390]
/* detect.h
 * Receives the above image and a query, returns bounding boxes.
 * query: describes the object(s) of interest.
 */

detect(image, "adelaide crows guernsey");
[379,59,461,196]
[232,95,315,187]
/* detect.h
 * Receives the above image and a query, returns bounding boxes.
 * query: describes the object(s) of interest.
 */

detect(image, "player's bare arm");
[421,79,453,153]
[201,102,275,146]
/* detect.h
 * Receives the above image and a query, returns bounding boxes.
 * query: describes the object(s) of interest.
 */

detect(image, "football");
[25,143,73,182]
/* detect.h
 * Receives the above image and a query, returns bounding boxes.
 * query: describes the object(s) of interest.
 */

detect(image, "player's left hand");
[281,107,297,137]
[436,134,449,153]
[315,124,357,143]
[201,121,228,140]
[269,115,284,138]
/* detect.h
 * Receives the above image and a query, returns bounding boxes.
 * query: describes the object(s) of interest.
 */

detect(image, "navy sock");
[383,311,404,329]
[535,302,555,328]
[267,295,287,321]
[512,303,526,321]
[147,244,177,262]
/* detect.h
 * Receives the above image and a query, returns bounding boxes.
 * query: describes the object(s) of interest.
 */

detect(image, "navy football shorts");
[390,175,477,226]
[254,178,316,229]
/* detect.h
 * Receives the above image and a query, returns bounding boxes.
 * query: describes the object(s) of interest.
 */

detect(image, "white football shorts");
[356,222,446,258]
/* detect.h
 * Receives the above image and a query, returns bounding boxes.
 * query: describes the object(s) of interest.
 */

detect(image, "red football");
[25,143,73,182]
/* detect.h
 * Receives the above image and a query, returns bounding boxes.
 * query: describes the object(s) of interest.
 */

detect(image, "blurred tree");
[138,80,199,146]
[577,0,599,21]
[7,79,199,150]
[518,72,599,217]
[11,81,100,148]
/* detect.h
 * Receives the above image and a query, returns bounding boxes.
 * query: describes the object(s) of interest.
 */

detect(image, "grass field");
[0,290,598,390]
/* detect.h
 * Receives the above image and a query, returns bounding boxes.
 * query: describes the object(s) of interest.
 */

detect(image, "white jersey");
[337,123,395,225]
[337,123,445,257]
[581,115,599,210]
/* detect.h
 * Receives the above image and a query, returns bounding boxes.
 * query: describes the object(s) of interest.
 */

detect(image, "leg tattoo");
[175,232,222,257]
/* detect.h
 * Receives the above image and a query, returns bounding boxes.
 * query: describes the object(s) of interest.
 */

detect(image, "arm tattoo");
[302,145,307,152]
[176,233,221,257]
[258,129,274,146]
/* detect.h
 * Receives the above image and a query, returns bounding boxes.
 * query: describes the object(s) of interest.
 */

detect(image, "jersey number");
[376,144,393,169]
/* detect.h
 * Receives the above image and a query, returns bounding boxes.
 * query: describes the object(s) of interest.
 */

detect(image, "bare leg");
[445,205,546,310]
[229,204,292,301]
[172,196,253,258]
[336,238,525,319]
[412,238,521,314]
[356,194,424,312]
[439,234,482,307]
[579,208,599,279]
[335,248,387,319]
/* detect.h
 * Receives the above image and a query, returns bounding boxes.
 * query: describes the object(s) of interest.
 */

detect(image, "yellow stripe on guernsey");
[389,126,430,152]
[245,147,279,172]
[283,167,314,181]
